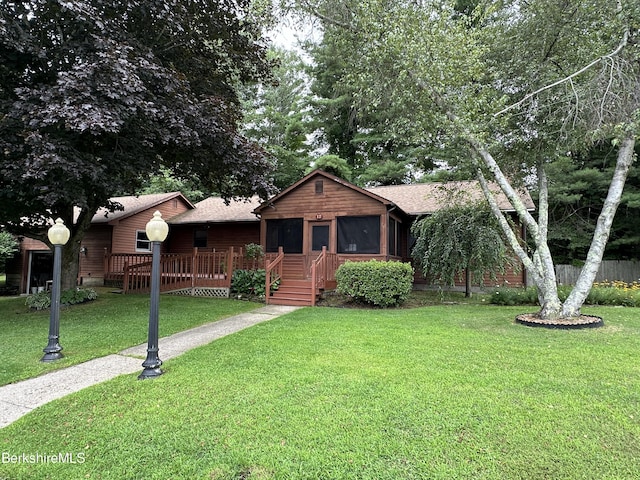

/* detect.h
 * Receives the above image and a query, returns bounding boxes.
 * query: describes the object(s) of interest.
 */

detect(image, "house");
[6,170,534,303]
[6,192,194,294]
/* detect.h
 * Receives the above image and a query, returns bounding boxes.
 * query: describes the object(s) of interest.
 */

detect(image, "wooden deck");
[104,246,339,305]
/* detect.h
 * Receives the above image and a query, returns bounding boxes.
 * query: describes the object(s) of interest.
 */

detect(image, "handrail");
[119,249,233,294]
[310,247,339,306]
[265,247,284,304]
[310,247,326,306]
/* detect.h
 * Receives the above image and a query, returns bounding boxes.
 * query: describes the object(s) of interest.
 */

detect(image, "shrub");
[25,288,98,310]
[231,269,267,297]
[336,260,414,307]
[489,282,640,307]
[25,291,51,310]
[244,243,264,260]
[61,287,98,305]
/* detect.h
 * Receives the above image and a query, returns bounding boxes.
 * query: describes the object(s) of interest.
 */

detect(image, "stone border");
[515,313,604,330]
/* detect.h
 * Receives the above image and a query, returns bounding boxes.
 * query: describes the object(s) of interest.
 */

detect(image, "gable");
[254,169,400,217]
[90,192,195,225]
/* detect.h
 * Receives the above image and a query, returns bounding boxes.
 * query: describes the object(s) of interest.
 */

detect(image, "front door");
[311,222,330,252]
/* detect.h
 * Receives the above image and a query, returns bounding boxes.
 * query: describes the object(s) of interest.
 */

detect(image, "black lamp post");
[41,218,70,362]
[139,211,169,379]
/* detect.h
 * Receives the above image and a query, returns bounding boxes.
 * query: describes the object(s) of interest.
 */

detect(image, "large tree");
[284,0,639,321]
[241,47,313,190]
[0,0,275,288]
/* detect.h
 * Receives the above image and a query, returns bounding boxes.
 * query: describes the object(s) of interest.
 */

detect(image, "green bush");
[25,288,98,310]
[489,283,640,307]
[61,287,98,305]
[336,260,414,307]
[25,291,51,310]
[231,269,268,297]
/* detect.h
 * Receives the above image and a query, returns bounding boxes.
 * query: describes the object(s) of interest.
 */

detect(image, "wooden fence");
[555,260,640,285]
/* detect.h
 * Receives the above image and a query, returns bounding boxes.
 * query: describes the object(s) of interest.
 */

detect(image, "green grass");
[0,288,260,386]
[2,303,639,479]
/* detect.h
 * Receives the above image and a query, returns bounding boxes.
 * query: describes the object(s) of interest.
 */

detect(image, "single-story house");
[6,169,534,304]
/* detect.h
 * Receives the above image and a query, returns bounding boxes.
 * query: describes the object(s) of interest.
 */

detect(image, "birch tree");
[284,0,639,321]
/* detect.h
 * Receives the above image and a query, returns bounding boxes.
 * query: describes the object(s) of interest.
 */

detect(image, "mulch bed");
[515,313,604,329]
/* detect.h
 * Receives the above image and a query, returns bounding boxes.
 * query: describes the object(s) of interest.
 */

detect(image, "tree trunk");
[61,242,80,291]
[465,267,471,297]
[561,134,636,317]
[58,205,94,291]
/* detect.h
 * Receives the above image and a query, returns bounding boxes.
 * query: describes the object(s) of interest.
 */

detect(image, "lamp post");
[139,211,169,379]
[41,218,70,362]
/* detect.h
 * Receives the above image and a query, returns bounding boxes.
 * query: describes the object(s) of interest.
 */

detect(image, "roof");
[368,181,535,216]
[119,175,535,225]
[168,196,261,224]
[253,169,395,214]
[90,192,195,224]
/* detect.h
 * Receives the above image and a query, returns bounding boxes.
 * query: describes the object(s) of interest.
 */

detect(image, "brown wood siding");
[11,238,49,293]
[78,225,111,285]
[168,223,260,253]
[260,176,392,257]
[111,198,191,254]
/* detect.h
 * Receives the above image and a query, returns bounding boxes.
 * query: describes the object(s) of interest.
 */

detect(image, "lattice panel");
[166,287,230,298]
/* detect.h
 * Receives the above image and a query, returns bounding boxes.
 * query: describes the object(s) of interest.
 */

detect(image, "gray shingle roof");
[152,180,535,225]
[168,196,261,224]
[91,192,193,223]
[367,181,535,216]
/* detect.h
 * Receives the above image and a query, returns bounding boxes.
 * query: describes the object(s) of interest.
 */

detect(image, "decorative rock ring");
[515,313,604,330]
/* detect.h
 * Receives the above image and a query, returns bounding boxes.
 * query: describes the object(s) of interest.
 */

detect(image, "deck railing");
[264,247,284,304]
[112,248,235,294]
[310,247,339,306]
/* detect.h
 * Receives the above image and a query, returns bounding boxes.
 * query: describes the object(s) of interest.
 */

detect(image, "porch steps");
[268,279,320,306]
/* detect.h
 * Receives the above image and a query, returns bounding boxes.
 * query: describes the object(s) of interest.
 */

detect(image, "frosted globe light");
[47,218,70,246]
[145,211,169,242]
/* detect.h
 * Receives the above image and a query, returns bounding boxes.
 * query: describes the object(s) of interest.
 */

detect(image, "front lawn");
[2,304,639,479]
[0,288,260,386]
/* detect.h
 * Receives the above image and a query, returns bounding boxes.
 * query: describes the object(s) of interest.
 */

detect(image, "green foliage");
[24,291,52,311]
[139,167,206,202]
[231,269,269,297]
[541,143,640,262]
[490,283,640,307]
[309,154,353,180]
[244,243,264,260]
[0,0,275,241]
[241,47,313,190]
[336,260,414,307]
[60,287,98,306]
[411,203,514,294]
[25,288,98,310]
[0,231,19,272]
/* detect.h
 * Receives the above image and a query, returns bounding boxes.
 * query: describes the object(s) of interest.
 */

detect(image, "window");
[194,229,207,248]
[266,218,303,253]
[337,216,380,254]
[135,230,151,252]
[315,180,324,194]
[388,217,397,256]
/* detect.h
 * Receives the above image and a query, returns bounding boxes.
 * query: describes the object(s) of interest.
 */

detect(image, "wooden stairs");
[268,278,321,306]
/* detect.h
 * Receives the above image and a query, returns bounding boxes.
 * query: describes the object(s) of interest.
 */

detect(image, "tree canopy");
[284,0,639,320]
[411,203,514,297]
[0,0,275,287]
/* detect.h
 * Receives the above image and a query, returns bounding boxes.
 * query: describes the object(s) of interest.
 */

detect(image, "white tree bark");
[561,135,636,317]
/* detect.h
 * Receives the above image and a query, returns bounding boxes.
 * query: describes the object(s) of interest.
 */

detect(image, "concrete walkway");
[0,305,299,429]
